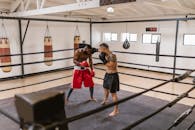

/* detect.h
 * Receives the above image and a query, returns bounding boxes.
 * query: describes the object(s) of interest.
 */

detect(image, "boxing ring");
[0,16,194,130]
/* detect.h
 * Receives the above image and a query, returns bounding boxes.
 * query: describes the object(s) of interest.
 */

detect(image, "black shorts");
[103,72,120,93]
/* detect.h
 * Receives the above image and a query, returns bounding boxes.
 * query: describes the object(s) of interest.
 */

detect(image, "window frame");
[103,32,118,42]
[183,34,195,46]
[103,32,111,42]
[121,33,137,42]
[111,32,118,41]
[129,33,138,42]
[142,33,161,44]
[121,33,130,42]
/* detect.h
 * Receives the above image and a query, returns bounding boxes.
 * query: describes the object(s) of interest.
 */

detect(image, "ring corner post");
[18,19,25,78]
[173,20,179,79]
[90,18,92,46]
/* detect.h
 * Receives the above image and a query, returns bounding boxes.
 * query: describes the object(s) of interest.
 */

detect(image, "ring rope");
[94,76,195,100]
[122,86,195,130]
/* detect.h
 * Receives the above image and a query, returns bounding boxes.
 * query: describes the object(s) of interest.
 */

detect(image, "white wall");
[22,21,90,74]
[1,19,195,79]
[0,20,90,78]
[176,20,195,74]
[92,20,195,75]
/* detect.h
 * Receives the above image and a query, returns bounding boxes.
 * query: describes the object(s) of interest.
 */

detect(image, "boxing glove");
[91,48,98,54]
[79,61,89,67]
[99,52,108,64]
[90,69,95,77]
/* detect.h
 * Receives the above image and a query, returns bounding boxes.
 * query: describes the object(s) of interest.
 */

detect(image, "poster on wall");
[100,0,136,6]
[146,27,158,32]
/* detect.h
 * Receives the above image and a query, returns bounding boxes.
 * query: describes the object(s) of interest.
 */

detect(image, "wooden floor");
[0,65,194,106]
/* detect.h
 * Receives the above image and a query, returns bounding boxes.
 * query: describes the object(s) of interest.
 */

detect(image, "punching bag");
[0,21,12,73]
[123,23,130,49]
[74,36,80,50]
[155,41,160,62]
[123,39,130,49]
[0,38,12,72]
[74,25,80,51]
[44,24,53,66]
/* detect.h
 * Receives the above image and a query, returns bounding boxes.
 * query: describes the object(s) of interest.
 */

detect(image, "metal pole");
[22,20,30,44]
[173,20,179,79]
[92,17,195,24]
[0,16,90,23]
[18,20,24,77]
[89,18,92,46]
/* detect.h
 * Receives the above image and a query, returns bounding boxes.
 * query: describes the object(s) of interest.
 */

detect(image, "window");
[130,34,137,42]
[143,34,161,44]
[184,34,195,45]
[111,33,118,41]
[143,34,152,44]
[121,33,137,42]
[103,32,118,42]
[121,33,130,42]
[152,34,161,44]
[103,33,111,42]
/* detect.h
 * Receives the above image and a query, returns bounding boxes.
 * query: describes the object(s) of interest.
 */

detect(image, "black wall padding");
[156,42,160,62]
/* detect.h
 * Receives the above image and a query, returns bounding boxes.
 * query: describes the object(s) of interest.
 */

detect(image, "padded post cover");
[15,91,68,130]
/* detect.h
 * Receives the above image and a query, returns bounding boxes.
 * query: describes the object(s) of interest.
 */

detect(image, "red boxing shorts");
[72,67,94,89]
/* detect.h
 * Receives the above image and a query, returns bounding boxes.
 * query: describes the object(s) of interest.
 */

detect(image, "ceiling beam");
[10,0,23,12]
[10,0,100,17]
[24,0,31,11]
[143,0,195,13]
[40,0,46,9]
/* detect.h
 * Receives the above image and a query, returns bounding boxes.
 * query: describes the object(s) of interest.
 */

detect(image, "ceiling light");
[107,7,114,13]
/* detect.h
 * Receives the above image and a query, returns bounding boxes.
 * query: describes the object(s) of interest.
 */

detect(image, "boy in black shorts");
[99,43,120,116]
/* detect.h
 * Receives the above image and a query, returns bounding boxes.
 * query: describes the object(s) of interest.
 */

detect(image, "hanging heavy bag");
[74,25,80,51]
[44,24,53,66]
[155,41,160,62]
[0,21,12,73]
[74,36,80,50]
[123,38,130,49]
[0,38,12,72]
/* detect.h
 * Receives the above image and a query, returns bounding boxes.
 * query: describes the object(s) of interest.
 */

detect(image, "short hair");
[99,43,109,49]
[79,43,92,49]
[86,44,92,49]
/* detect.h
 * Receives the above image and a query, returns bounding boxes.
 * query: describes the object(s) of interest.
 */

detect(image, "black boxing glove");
[91,48,98,54]
[99,52,108,64]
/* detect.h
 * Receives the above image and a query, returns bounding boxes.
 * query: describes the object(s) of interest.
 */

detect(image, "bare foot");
[65,99,69,104]
[109,110,119,117]
[89,98,97,102]
[101,100,108,105]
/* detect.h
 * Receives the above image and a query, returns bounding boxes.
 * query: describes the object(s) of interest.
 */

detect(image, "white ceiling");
[0,0,195,21]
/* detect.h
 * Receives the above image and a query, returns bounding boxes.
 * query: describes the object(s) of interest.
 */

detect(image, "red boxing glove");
[90,69,95,77]
[79,61,89,67]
